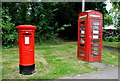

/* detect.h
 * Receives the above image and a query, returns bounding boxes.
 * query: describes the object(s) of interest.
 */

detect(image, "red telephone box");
[77,10,103,62]
[16,25,37,75]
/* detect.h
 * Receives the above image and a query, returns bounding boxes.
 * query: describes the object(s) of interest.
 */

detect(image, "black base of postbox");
[19,64,35,75]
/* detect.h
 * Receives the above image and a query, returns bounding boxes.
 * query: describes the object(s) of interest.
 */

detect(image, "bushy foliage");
[2,8,18,47]
[118,34,120,42]
[108,36,114,42]
[2,2,108,47]
[103,35,119,42]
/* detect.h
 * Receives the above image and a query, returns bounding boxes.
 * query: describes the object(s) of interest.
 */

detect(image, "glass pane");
[81,30,85,34]
[80,26,84,29]
[80,39,85,43]
[92,48,99,52]
[92,44,99,47]
[80,35,85,38]
[80,21,85,25]
[80,43,84,46]
[93,30,99,34]
[92,21,100,25]
[91,53,99,57]
[92,39,99,43]
[80,53,84,56]
[93,35,99,39]
[80,48,84,50]
[92,26,99,29]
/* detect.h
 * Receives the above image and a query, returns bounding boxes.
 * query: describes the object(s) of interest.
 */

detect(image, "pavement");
[63,67,118,79]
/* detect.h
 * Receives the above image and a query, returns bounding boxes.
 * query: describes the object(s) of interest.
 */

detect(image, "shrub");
[35,35,64,45]
[107,36,114,42]
[114,36,118,42]
[103,37,108,42]
[118,35,120,42]
[2,8,18,47]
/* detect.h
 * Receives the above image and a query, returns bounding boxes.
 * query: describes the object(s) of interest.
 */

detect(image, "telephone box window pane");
[93,35,99,39]
[93,30,99,34]
[92,39,99,43]
[81,30,85,34]
[80,39,85,43]
[80,21,85,25]
[80,43,84,46]
[92,44,99,47]
[92,48,99,52]
[80,54,84,56]
[80,48,84,50]
[91,53,99,57]
[80,26,84,29]
[92,21,100,25]
[92,26,99,29]
[80,35,85,38]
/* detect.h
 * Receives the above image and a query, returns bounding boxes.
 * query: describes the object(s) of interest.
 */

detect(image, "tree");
[2,2,109,46]
[111,2,120,27]
[2,8,17,47]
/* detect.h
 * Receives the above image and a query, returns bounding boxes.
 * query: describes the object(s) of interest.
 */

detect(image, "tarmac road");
[63,67,118,79]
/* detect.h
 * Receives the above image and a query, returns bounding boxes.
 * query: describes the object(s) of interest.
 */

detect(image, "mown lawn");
[102,41,119,48]
[101,49,118,66]
[2,42,118,79]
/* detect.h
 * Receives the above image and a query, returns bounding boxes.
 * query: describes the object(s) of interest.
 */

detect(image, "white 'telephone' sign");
[25,37,29,44]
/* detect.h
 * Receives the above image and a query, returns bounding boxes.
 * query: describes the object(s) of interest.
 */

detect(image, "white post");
[82,0,85,12]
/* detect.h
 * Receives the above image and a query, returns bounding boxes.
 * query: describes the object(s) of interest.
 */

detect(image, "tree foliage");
[2,2,108,46]
[2,8,17,47]
[111,2,120,27]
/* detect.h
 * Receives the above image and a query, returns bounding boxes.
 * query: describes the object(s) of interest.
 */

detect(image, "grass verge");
[102,41,119,48]
[101,49,118,66]
[2,42,118,79]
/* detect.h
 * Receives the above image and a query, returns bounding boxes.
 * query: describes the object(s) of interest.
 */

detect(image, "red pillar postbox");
[16,25,37,75]
[77,10,103,62]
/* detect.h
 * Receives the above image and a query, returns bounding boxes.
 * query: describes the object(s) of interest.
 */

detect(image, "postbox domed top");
[16,25,37,30]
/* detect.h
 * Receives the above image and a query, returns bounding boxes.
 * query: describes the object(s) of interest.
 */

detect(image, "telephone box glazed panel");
[16,25,37,75]
[77,10,103,62]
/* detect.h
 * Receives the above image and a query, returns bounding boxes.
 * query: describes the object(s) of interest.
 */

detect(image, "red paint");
[16,25,37,66]
[77,10,103,62]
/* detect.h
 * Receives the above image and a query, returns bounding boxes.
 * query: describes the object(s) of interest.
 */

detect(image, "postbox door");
[20,31,35,66]
[89,19,102,61]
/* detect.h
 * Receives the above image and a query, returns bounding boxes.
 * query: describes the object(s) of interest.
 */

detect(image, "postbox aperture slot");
[22,33,31,35]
